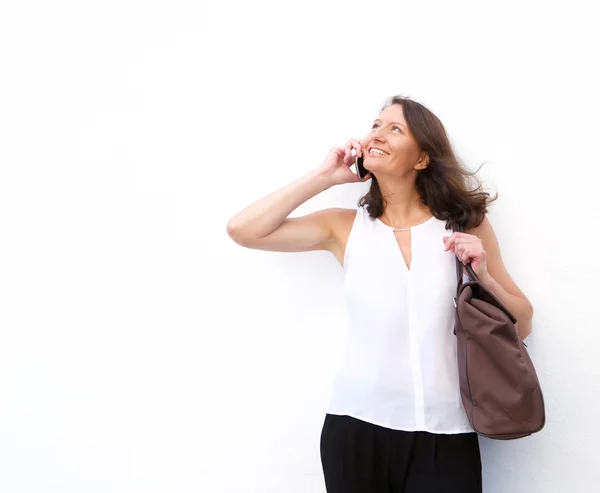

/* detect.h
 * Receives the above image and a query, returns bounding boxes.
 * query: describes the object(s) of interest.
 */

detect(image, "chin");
[363,158,383,171]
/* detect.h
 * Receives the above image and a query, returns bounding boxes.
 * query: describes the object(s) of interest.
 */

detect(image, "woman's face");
[362,104,428,177]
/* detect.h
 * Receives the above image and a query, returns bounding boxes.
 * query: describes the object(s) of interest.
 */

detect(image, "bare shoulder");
[465,214,496,241]
[328,208,358,267]
[228,206,357,265]
[330,207,358,229]
[465,215,530,301]
[297,207,358,267]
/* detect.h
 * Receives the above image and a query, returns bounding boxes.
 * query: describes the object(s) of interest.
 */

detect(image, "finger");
[455,233,480,246]
[455,238,483,256]
[452,236,476,248]
[355,139,364,157]
[344,140,353,157]
[351,139,363,157]
[348,139,360,160]
[344,147,355,166]
[340,142,351,163]
[463,251,472,264]
[443,234,457,251]
[347,138,363,157]
[445,233,477,251]
[459,246,473,264]
[334,147,345,160]
[344,139,355,154]
[454,244,466,263]
[331,147,346,166]
[442,235,449,250]
[454,243,462,256]
[452,237,467,248]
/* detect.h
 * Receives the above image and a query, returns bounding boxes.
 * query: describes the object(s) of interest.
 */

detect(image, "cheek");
[390,140,416,161]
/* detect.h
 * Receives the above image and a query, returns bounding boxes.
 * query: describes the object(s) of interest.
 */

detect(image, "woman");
[226,95,534,493]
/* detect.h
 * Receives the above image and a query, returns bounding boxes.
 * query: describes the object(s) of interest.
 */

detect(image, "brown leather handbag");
[452,233,546,439]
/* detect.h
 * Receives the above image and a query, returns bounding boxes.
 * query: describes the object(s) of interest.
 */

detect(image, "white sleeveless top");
[326,205,474,434]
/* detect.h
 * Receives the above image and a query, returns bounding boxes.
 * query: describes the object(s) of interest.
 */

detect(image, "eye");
[371,123,402,133]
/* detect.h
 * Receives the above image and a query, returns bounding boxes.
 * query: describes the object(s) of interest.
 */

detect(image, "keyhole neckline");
[375,214,436,231]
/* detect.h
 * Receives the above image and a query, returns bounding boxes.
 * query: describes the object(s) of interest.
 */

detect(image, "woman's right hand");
[317,139,372,186]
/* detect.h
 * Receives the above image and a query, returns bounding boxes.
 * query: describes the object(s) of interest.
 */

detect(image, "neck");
[377,174,431,227]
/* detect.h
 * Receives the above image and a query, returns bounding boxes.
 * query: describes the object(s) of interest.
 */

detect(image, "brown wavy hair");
[358,95,497,230]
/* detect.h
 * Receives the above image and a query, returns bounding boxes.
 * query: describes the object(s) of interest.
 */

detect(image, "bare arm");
[226,169,338,251]
[468,216,534,339]
[226,139,369,253]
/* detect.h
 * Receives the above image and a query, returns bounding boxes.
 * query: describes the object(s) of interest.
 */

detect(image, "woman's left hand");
[442,233,490,283]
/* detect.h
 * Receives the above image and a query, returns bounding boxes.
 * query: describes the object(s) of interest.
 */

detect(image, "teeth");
[370,148,386,155]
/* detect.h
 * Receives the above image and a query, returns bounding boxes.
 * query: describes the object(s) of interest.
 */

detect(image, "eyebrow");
[374,119,406,129]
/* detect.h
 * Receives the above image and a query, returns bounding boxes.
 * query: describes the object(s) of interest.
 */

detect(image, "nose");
[371,127,386,144]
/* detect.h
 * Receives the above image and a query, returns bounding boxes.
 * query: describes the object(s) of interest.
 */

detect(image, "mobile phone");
[355,154,370,180]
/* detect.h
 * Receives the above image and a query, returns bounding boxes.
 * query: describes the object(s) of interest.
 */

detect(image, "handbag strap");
[452,219,519,325]
[453,221,479,288]
[456,256,479,286]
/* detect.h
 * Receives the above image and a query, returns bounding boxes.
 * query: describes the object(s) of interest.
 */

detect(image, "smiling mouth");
[368,148,389,156]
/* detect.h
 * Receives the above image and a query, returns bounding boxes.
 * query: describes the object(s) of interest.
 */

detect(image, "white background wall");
[1,1,598,492]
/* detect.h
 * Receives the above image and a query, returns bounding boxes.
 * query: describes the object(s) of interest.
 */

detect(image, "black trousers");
[320,414,482,493]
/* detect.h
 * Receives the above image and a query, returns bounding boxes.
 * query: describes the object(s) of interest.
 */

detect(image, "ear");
[414,152,429,171]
